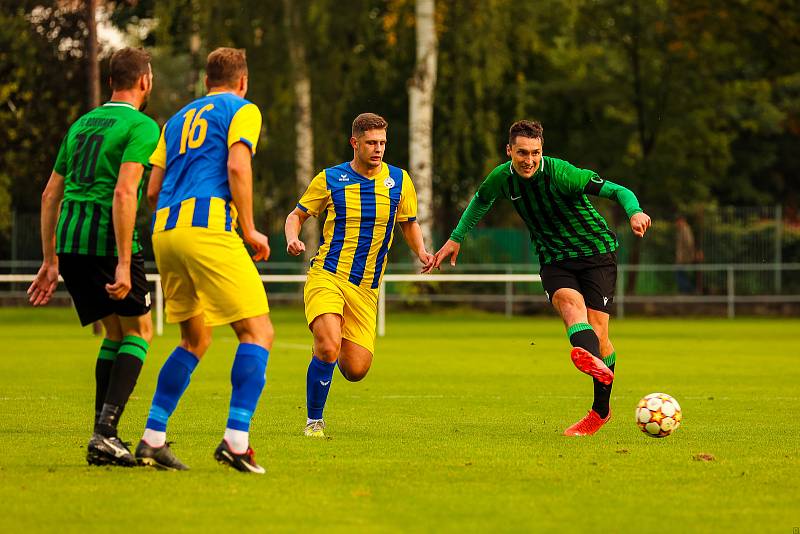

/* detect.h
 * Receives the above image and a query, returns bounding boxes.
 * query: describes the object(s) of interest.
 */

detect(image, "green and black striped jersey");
[450,157,642,264]
[53,101,160,256]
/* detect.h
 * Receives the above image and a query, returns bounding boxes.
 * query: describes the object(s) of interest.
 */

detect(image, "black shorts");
[540,252,617,314]
[58,253,151,326]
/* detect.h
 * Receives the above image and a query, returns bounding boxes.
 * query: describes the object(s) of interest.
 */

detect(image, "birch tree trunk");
[86,0,102,336]
[409,0,437,250]
[86,0,100,109]
[283,0,318,264]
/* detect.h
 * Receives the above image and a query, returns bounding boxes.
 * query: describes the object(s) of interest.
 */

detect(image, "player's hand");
[105,262,132,301]
[245,230,271,262]
[418,250,435,274]
[630,212,651,237]
[27,261,59,306]
[287,238,306,257]
[432,239,461,269]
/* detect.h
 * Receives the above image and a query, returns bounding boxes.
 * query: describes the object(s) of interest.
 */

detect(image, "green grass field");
[1,307,797,533]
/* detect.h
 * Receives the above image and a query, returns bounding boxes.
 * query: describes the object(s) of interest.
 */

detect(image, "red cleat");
[563,410,612,436]
[570,347,614,385]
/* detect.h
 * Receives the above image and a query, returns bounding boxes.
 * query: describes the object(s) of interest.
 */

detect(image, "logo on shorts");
[384,177,396,189]
[603,296,609,305]
[145,292,151,307]
[510,194,522,200]
[544,290,550,300]
[320,380,331,386]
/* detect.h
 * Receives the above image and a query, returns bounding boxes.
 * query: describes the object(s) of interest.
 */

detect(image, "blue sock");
[307,356,336,420]
[226,343,269,432]
[145,346,199,432]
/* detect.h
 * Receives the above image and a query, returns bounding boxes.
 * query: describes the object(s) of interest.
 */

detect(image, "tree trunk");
[283,0,318,264]
[409,0,437,250]
[86,0,102,337]
[86,0,100,110]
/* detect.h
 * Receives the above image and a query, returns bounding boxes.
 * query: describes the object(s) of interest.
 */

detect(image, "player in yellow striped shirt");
[285,113,433,437]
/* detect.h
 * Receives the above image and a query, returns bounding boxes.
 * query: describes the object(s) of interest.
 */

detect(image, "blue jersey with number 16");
[149,91,261,234]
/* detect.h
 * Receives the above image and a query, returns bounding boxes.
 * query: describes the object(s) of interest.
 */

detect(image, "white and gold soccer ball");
[636,392,682,437]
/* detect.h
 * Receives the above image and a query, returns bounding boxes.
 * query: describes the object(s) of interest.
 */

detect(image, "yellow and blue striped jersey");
[149,91,262,234]
[298,162,417,290]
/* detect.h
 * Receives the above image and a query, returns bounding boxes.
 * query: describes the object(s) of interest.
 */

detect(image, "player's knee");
[182,332,211,357]
[340,363,369,382]
[315,338,341,360]
[138,320,154,344]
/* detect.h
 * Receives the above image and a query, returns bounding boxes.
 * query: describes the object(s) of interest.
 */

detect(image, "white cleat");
[304,419,325,437]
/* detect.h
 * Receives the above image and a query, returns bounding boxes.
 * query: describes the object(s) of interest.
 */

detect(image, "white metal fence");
[2,263,799,337]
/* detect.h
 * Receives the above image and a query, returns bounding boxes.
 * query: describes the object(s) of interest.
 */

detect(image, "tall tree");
[283,0,318,261]
[86,0,100,109]
[408,0,437,247]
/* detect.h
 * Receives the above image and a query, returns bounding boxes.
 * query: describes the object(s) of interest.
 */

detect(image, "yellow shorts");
[304,269,378,354]
[153,227,269,326]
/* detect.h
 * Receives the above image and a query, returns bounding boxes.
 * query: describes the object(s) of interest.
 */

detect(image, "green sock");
[95,339,121,421]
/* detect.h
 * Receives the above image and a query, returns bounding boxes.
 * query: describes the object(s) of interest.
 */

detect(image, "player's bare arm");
[28,170,65,306]
[285,207,310,256]
[106,161,146,301]
[432,239,461,270]
[228,141,270,262]
[399,220,434,273]
[146,164,165,210]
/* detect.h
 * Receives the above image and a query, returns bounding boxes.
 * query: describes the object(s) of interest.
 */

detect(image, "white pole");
[727,266,735,319]
[378,280,386,337]
[155,277,163,336]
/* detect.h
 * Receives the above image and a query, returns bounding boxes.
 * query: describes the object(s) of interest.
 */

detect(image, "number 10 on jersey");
[179,104,214,154]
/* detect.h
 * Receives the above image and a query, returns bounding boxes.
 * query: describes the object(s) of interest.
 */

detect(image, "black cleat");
[135,440,189,471]
[214,439,265,474]
[86,433,136,467]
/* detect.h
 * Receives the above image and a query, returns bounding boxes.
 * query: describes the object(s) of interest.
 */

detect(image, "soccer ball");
[636,393,682,437]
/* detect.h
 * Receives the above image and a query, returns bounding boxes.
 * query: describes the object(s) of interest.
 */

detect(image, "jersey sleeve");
[550,157,600,195]
[297,171,329,217]
[396,171,418,223]
[149,126,167,169]
[122,118,161,166]
[228,103,262,155]
[449,164,506,243]
[53,134,70,176]
[593,180,643,218]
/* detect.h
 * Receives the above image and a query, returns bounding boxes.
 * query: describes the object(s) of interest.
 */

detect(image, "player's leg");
[303,272,347,437]
[304,313,343,436]
[95,314,123,425]
[93,312,152,439]
[137,314,208,470]
[213,313,273,473]
[337,283,377,382]
[550,287,612,384]
[338,341,373,381]
[588,309,615,419]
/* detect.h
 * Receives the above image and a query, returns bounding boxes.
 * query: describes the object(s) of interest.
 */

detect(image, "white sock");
[224,428,249,454]
[142,428,166,448]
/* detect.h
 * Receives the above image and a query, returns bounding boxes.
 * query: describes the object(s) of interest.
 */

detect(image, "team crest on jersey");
[384,177,396,189]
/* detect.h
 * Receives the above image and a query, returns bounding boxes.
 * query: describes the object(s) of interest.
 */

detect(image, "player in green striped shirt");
[431,120,651,436]
[27,48,160,465]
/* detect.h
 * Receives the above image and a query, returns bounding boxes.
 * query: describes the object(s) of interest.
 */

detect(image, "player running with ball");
[432,120,651,436]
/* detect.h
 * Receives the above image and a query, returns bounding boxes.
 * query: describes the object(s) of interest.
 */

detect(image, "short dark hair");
[109,47,151,91]
[352,113,388,137]
[206,47,248,88]
[509,120,544,146]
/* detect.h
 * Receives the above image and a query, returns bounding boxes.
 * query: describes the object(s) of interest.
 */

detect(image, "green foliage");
[4,0,800,255]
